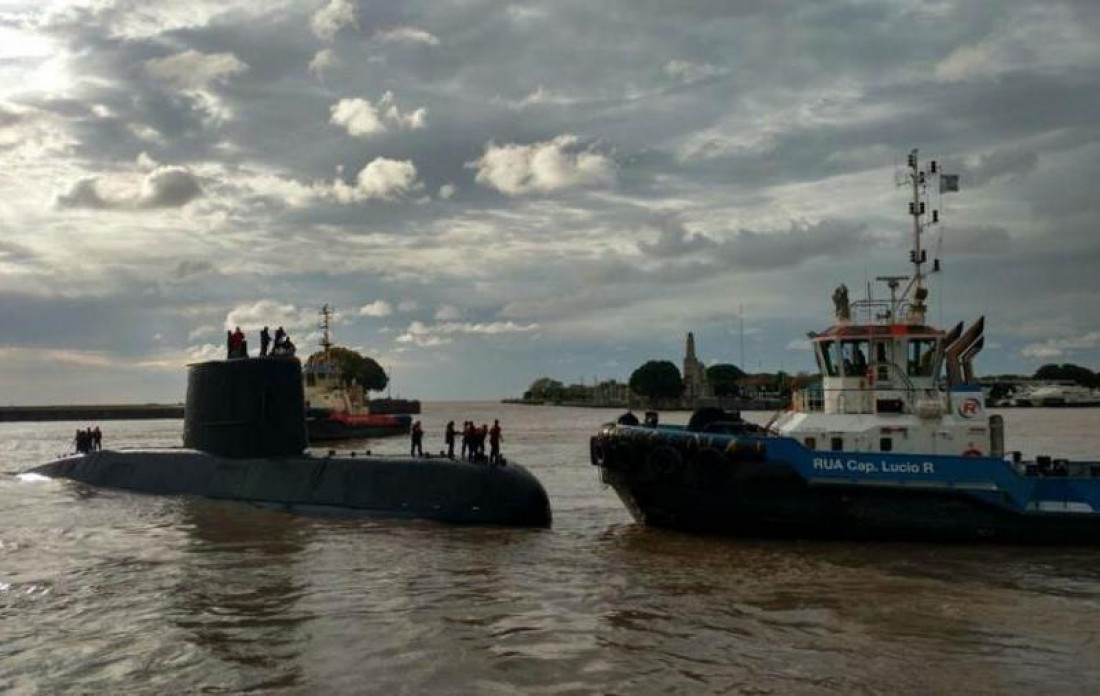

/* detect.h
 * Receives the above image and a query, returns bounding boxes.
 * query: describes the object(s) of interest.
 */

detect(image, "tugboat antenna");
[320,304,334,355]
[908,148,925,293]
[898,148,941,325]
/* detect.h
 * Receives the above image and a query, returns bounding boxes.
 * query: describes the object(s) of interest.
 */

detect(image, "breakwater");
[0,404,184,422]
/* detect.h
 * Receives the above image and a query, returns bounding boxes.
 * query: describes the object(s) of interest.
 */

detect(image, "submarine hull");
[33,450,551,527]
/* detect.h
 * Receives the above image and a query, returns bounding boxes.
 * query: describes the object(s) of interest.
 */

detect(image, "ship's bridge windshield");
[815,340,838,377]
[814,338,872,378]
[840,340,869,377]
[814,333,941,380]
[907,338,940,378]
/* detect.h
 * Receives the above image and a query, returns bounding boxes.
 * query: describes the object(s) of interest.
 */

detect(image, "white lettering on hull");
[812,457,936,475]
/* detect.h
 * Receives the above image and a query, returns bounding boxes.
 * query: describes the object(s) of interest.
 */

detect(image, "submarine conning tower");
[184,357,308,458]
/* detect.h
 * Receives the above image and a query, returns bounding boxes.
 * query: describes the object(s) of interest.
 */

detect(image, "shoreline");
[0,404,184,422]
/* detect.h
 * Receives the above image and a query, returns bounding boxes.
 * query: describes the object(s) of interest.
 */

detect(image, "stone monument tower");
[682,332,711,404]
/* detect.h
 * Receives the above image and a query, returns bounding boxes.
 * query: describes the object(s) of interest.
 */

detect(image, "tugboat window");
[875,341,892,380]
[907,339,939,377]
[819,341,839,377]
[805,437,817,449]
[841,340,870,376]
[880,437,893,452]
[830,436,843,451]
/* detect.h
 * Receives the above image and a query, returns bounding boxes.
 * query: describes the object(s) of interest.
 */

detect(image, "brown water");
[2,405,1100,694]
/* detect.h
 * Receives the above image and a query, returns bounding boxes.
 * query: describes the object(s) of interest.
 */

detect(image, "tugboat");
[305,305,411,442]
[591,149,1100,543]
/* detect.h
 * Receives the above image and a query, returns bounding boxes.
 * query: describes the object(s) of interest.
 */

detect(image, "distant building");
[593,379,631,405]
[682,332,711,405]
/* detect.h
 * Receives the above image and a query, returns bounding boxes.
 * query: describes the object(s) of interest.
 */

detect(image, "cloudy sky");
[1,0,1099,403]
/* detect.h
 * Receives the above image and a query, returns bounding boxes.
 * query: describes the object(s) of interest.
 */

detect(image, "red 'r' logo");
[958,398,981,418]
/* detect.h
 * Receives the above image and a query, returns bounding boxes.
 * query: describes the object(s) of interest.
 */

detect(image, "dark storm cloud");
[638,217,715,258]
[962,146,1039,188]
[0,240,36,264]
[635,219,874,273]
[940,225,1012,255]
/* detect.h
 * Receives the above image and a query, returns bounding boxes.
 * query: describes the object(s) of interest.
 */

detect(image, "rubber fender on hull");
[647,446,683,476]
[590,437,608,467]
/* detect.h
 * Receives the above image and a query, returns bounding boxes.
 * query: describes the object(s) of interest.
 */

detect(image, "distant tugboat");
[591,149,1100,543]
[305,305,411,442]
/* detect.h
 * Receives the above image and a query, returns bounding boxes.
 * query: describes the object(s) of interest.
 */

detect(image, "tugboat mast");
[909,148,925,294]
[898,148,941,325]
[320,304,334,356]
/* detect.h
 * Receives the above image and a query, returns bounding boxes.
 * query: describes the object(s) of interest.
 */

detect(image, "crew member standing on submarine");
[411,420,424,457]
[461,421,471,459]
[260,326,271,357]
[489,420,503,464]
[445,420,456,459]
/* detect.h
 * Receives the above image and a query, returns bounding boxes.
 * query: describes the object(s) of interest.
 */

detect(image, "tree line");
[524,361,815,403]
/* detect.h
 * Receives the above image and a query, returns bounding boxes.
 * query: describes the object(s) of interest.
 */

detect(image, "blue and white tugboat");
[591,150,1100,543]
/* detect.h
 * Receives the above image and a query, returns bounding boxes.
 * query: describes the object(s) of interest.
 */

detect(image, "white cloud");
[935,44,997,82]
[187,343,223,361]
[188,324,220,341]
[330,92,427,137]
[55,166,203,210]
[785,338,813,352]
[144,50,248,89]
[136,151,158,171]
[225,300,316,332]
[395,319,540,347]
[309,48,337,77]
[506,6,548,24]
[330,97,384,136]
[435,304,462,320]
[375,26,440,46]
[311,0,358,41]
[143,50,248,122]
[500,85,582,110]
[328,157,422,203]
[470,135,615,195]
[129,124,162,142]
[359,300,394,317]
[664,59,722,83]
[1022,332,1100,359]
[397,300,419,313]
[438,183,456,199]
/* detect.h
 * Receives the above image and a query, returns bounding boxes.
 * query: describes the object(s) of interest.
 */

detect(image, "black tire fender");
[648,445,683,476]
[590,437,608,467]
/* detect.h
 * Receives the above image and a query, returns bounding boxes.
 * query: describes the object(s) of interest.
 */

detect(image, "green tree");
[1034,363,1098,388]
[629,361,684,403]
[308,346,389,392]
[706,363,747,397]
[525,377,565,401]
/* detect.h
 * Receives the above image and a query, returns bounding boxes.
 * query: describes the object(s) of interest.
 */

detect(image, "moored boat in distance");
[305,305,412,442]
[591,149,1100,543]
[1012,383,1100,408]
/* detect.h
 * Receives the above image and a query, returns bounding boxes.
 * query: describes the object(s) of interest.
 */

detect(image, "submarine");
[30,357,551,527]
